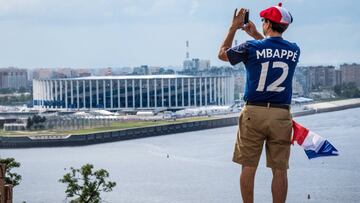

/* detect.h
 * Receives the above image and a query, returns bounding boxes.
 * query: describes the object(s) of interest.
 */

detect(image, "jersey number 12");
[256,61,289,92]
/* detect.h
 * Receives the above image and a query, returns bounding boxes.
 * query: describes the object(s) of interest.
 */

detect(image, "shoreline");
[1,99,360,149]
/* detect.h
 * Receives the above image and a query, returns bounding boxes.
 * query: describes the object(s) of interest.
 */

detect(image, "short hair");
[265,19,289,34]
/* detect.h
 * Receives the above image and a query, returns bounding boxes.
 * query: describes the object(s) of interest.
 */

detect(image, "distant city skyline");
[0,0,359,68]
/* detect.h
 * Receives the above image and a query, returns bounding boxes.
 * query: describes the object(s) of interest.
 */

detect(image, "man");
[218,3,300,203]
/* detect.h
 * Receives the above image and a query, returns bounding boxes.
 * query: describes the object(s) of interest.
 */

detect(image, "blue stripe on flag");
[304,140,339,159]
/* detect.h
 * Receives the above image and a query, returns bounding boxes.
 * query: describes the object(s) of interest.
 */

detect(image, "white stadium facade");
[33,75,235,110]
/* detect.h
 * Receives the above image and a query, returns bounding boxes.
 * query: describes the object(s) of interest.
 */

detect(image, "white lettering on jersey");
[256,48,298,62]
[256,50,266,59]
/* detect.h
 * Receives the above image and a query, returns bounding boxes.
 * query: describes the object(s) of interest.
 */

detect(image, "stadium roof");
[36,75,227,81]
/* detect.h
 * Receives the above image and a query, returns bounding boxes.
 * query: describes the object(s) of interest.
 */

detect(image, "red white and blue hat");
[260,3,293,25]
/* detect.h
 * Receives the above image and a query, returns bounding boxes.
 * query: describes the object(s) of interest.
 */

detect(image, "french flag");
[292,120,339,159]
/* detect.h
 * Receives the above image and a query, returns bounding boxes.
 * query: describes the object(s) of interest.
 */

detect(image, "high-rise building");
[33,68,55,80]
[133,65,149,75]
[335,69,342,86]
[340,63,360,88]
[183,58,211,71]
[305,66,335,91]
[0,67,28,89]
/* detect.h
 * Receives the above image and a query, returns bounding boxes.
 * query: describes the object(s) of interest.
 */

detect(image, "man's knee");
[272,168,287,178]
[242,166,257,176]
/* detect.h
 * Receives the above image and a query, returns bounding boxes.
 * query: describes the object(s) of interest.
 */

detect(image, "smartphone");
[244,9,249,25]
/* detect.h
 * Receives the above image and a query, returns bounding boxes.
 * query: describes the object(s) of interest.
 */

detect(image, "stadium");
[33,75,235,110]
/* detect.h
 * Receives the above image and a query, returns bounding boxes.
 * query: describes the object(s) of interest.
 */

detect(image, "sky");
[0,0,359,68]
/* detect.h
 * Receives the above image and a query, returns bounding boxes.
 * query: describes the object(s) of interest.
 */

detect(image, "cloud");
[189,1,200,16]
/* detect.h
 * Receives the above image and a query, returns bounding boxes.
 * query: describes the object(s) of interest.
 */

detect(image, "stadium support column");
[220,77,223,105]
[71,81,74,108]
[161,78,164,107]
[181,78,184,107]
[46,80,49,107]
[54,80,58,108]
[231,76,235,104]
[60,80,63,108]
[117,80,120,109]
[218,77,221,105]
[89,80,92,109]
[34,80,37,106]
[77,80,80,109]
[214,78,217,105]
[194,78,197,106]
[103,80,106,109]
[210,78,213,103]
[47,81,51,108]
[39,81,41,105]
[168,79,171,108]
[65,81,68,109]
[154,79,157,108]
[96,80,99,108]
[188,78,191,107]
[110,79,113,109]
[147,79,150,108]
[219,77,224,106]
[224,77,228,105]
[205,78,208,106]
[223,77,226,105]
[125,79,128,108]
[49,81,53,108]
[227,77,231,105]
[132,79,135,109]
[41,80,44,107]
[47,81,50,107]
[175,78,178,107]
[225,77,228,105]
[83,80,86,109]
[38,80,44,107]
[199,78,202,106]
[140,79,143,108]
[50,80,53,104]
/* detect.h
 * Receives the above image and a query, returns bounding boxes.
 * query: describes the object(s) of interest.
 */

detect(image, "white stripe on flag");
[301,131,326,153]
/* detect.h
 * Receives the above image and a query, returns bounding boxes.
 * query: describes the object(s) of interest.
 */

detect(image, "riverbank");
[1,98,359,148]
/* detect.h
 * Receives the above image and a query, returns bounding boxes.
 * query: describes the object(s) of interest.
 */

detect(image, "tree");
[333,82,360,98]
[26,117,33,129]
[59,164,116,203]
[18,86,28,93]
[0,157,22,187]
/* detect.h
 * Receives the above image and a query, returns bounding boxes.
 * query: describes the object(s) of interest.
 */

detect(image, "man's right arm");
[218,26,238,62]
[218,9,264,63]
[218,8,246,62]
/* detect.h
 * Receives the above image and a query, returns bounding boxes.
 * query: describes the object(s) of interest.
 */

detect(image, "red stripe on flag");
[292,120,309,145]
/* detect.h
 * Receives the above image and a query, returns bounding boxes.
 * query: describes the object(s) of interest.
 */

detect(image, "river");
[1,108,360,203]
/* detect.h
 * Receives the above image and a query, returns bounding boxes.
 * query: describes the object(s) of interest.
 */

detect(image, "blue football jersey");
[226,37,300,104]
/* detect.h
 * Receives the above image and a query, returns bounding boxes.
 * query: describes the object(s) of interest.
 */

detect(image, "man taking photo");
[218,3,300,203]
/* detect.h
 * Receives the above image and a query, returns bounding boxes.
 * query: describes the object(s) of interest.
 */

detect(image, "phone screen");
[244,9,249,24]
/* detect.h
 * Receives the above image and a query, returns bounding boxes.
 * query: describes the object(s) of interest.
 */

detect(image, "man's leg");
[271,169,288,203]
[240,166,257,203]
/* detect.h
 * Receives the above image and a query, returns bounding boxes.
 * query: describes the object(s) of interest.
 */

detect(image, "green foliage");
[0,157,22,187]
[333,82,360,98]
[0,93,32,105]
[26,115,46,130]
[59,164,116,203]
[18,86,28,93]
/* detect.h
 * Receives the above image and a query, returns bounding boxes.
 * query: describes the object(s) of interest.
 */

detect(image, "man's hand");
[242,20,264,40]
[231,8,246,30]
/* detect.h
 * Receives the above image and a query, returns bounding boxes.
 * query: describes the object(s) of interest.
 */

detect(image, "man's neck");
[266,31,282,38]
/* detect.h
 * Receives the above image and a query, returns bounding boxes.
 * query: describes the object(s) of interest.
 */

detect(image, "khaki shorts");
[232,105,292,170]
